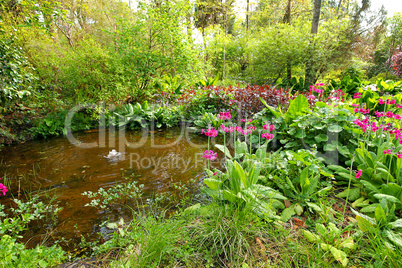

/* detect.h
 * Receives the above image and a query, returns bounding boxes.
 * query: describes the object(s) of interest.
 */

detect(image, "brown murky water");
[0,127,217,251]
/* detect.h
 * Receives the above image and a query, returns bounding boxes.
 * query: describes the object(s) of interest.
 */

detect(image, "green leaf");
[389,219,402,229]
[234,161,248,189]
[374,205,387,224]
[306,202,323,212]
[384,230,402,247]
[339,237,356,250]
[248,162,262,185]
[316,223,327,237]
[280,205,296,222]
[336,188,361,201]
[315,134,328,143]
[284,95,310,123]
[300,167,310,194]
[302,229,320,243]
[373,194,401,204]
[328,246,348,267]
[215,144,233,159]
[204,178,222,190]
[294,203,303,215]
[328,125,343,133]
[352,197,369,208]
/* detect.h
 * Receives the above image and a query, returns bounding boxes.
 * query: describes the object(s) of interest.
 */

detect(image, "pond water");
[0,127,217,251]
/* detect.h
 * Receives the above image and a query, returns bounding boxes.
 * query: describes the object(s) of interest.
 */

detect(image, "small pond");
[0,127,218,251]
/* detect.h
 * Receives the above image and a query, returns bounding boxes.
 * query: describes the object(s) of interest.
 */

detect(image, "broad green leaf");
[306,202,322,212]
[329,246,348,267]
[384,230,402,247]
[328,125,343,133]
[295,203,303,215]
[339,237,356,250]
[223,190,237,203]
[302,229,320,243]
[204,178,222,190]
[374,205,387,224]
[389,219,402,229]
[316,223,327,237]
[233,161,248,189]
[280,205,296,222]
[360,180,380,194]
[284,95,310,123]
[352,197,369,208]
[360,203,379,213]
[300,167,310,194]
[248,162,262,185]
[215,144,233,159]
[373,194,401,204]
[336,188,361,201]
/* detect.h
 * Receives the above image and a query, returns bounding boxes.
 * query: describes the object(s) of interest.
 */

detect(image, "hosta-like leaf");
[352,197,370,208]
[389,219,402,229]
[328,125,343,133]
[294,203,303,215]
[306,202,322,213]
[329,246,348,267]
[315,134,328,143]
[316,223,327,237]
[215,144,233,159]
[302,229,320,243]
[373,194,401,204]
[336,188,361,201]
[339,237,356,250]
[384,230,402,247]
[204,178,222,190]
[280,205,296,222]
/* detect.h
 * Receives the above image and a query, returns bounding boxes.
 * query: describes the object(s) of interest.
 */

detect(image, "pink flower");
[352,104,359,107]
[203,150,217,161]
[263,124,275,131]
[213,172,217,176]
[379,99,385,105]
[0,178,7,196]
[397,104,402,108]
[230,100,235,103]
[384,149,391,155]
[202,128,218,137]
[375,110,384,118]
[394,114,401,120]
[356,170,362,179]
[217,112,232,120]
[386,99,396,105]
[220,124,229,132]
[386,111,394,118]
[397,153,402,159]
[261,133,274,140]
[353,93,361,99]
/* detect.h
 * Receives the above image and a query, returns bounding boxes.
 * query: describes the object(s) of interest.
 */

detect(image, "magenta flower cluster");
[261,124,275,140]
[203,150,217,161]
[201,128,218,137]
[263,124,275,131]
[0,178,7,196]
[217,112,232,120]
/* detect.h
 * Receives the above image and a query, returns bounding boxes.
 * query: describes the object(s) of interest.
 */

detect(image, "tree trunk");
[305,0,322,86]
[283,0,292,80]
[246,0,249,32]
[311,0,321,34]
